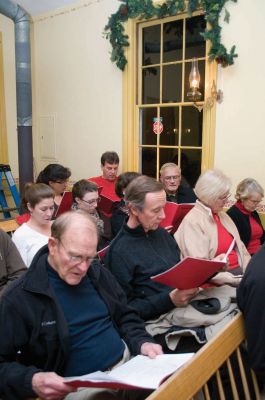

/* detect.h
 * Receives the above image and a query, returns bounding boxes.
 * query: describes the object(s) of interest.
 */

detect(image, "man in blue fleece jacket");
[0,210,161,400]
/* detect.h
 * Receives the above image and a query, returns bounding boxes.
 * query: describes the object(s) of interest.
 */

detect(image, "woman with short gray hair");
[227,178,264,255]
[175,169,250,286]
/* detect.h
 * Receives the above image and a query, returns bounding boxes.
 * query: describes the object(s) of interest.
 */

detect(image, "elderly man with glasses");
[0,210,162,400]
[159,163,196,204]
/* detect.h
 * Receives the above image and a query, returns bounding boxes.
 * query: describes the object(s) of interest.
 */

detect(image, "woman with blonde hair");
[12,183,54,267]
[175,169,250,286]
[227,178,264,255]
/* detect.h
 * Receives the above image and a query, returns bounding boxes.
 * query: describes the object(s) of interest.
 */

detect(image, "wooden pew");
[146,313,261,400]
[0,218,19,234]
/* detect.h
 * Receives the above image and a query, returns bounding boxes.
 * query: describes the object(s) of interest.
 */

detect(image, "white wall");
[0,14,18,178]
[215,0,265,196]
[2,0,265,193]
[33,0,122,180]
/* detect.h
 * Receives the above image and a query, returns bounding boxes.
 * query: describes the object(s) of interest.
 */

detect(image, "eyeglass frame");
[163,175,181,181]
[58,239,96,265]
[81,197,101,205]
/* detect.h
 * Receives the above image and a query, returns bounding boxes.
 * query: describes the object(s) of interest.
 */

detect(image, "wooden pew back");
[0,219,19,234]
[147,313,260,400]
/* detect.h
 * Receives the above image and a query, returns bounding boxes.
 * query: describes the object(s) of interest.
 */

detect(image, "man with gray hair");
[105,176,198,351]
[160,163,196,204]
[0,210,162,400]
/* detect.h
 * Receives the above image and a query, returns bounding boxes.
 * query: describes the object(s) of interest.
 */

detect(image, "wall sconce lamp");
[187,58,223,112]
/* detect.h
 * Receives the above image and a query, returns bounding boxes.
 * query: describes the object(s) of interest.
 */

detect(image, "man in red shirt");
[89,151,121,217]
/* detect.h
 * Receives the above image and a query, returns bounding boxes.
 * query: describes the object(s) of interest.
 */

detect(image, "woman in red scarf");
[227,178,264,255]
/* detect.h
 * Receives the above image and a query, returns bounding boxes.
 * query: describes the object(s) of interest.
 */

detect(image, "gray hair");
[124,175,164,211]
[235,178,264,200]
[160,162,181,176]
[51,210,98,241]
[195,169,231,203]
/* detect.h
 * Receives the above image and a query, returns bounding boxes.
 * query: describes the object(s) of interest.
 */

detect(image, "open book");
[64,353,194,390]
[160,202,194,234]
[98,194,120,215]
[151,257,227,289]
[54,191,73,218]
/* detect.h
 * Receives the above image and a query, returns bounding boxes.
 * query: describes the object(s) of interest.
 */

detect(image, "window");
[123,11,217,187]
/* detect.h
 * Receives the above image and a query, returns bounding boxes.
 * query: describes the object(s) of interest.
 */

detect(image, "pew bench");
[147,313,261,400]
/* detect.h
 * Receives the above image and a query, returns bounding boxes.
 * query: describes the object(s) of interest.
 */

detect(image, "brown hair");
[101,151,119,166]
[115,172,141,198]
[21,183,54,211]
[124,175,164,210]
[72,180,98,200]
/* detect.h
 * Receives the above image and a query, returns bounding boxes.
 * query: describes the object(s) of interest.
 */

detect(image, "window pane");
[163,20,183,63]
[142,67,160,104]
[160,107,179,146]
[162,64,182,103]
[141,148,157,177]
[140,108,158,145]
[143,25,161,66]
[181,107,202,146]
[181,149,201,187]
[184,60,205,102]
[159,148,179,170]
[185,15,206,59]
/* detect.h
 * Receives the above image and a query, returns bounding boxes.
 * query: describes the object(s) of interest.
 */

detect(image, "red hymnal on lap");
[160,202,194,234]
[151,257,226,290]
[54,191,73,218]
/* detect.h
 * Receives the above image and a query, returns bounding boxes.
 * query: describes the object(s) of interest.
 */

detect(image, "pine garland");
[104,0,238,71]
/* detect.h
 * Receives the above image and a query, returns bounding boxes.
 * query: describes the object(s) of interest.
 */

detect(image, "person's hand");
[210,272,243,287]
[164,225,173,234]
[169,288,199,307]
[140,342,163,359]
[32,372,76,400]
[213,253,228,271]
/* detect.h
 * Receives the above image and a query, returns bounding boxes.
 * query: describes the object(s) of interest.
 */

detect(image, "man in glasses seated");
[0,210,162,400]
[160,162,196,204]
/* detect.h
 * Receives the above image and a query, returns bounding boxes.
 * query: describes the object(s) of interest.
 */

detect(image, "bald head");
[48,210,98,285]
[51,209,98,242]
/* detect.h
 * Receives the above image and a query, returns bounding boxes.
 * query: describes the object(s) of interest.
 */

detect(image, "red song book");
[64,353,194,390]
[98,194,120,215]
[54,191,73,218]
[160,202,194,234]
[151,257,226,290]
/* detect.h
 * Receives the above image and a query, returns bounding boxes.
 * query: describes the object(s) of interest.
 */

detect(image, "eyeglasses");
[81,197,101,205]
[164,175,181,181]
[247,198,261,205]
[217,193,231,202]
[58,240,96,265]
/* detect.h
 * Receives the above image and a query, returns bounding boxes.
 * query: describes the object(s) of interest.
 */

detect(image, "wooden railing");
[147,313,260,400]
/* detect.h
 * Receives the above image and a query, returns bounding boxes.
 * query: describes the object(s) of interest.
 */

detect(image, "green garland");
[104,0,238,71]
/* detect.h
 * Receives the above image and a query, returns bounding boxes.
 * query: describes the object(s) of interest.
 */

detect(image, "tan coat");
[175,200,250,271]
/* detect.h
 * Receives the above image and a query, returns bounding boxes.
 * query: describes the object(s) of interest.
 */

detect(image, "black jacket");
[166,184,197,204]
[237,245,265,378]
[105,224,181,320]
[227,205,265,249]
[0,245,155,399]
